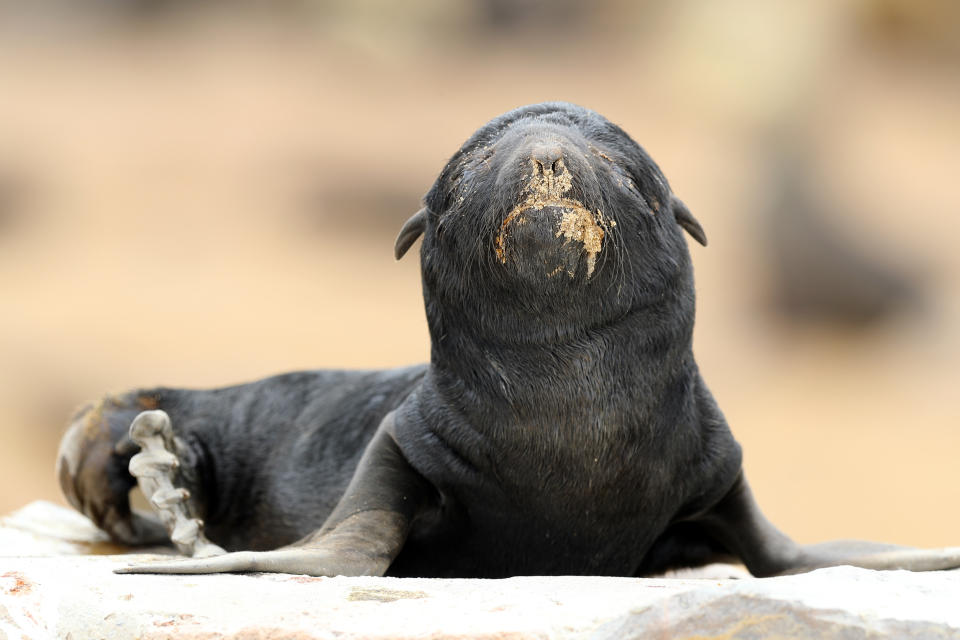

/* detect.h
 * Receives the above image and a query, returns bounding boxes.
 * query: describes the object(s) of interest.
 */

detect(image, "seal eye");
[589,147,640,197]
[607,163,639,196]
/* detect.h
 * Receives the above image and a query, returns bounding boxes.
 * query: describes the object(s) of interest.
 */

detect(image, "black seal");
[58,103,960,577]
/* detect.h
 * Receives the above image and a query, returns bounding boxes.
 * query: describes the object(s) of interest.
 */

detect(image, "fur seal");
[57,102,960,577]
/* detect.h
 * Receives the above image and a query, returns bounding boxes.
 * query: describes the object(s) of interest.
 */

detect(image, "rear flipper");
[57,393,170,545]
[698,472,960,576]
[127,410,225,558]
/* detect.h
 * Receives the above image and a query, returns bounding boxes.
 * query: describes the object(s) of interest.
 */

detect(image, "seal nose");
[532,146,564,175]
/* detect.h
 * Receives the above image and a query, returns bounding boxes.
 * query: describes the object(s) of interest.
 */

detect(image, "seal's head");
[395,103,707,340]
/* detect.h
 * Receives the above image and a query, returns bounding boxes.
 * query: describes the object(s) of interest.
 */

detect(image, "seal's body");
[57,103,960,578]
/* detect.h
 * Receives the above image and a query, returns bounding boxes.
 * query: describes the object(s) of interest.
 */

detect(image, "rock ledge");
[2,502,959,639]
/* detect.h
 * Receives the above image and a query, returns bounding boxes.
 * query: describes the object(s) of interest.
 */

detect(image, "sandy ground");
[1,6,958,552]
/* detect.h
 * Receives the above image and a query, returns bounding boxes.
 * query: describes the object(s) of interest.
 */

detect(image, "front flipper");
[781,540,960,575]
[116,411,434,576]
[116,510,407,575]
[698,472,960,576]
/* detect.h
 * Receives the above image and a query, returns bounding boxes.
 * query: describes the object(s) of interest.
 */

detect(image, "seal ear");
[671,196,707,247]
[394,207,427,260]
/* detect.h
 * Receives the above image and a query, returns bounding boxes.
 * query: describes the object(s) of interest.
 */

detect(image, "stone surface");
[2,502,959,639]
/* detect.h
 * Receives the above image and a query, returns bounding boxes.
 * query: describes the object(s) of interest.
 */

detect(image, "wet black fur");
[68,102,745,577]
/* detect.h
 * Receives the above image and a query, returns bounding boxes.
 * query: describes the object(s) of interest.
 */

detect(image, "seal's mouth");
[494,158,612,278]
[495,201,608,278]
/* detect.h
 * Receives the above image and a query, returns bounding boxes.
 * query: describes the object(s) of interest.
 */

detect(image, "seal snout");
[494,139,606,280]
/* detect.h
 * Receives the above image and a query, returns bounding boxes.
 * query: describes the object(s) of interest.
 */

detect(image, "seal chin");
[495,201,606,280]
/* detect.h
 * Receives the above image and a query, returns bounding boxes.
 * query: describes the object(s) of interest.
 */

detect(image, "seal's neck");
[424,279,697,421]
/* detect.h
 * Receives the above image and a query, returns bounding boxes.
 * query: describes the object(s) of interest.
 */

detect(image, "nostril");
[531,149,563,175]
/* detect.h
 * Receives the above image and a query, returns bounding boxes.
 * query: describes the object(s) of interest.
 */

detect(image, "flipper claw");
[150,487,190,509]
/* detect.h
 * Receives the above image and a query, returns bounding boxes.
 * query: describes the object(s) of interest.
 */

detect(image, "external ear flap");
[671,196,707,247]
[394,207,427,260]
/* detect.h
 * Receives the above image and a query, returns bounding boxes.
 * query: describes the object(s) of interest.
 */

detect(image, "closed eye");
[589,146,639,194]
[609,163,639,193]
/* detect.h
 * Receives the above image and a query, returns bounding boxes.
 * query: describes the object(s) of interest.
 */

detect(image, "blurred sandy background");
[1,0,958,550]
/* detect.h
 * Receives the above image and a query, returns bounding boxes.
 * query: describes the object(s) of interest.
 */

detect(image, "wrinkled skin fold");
[57,102,960,578]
